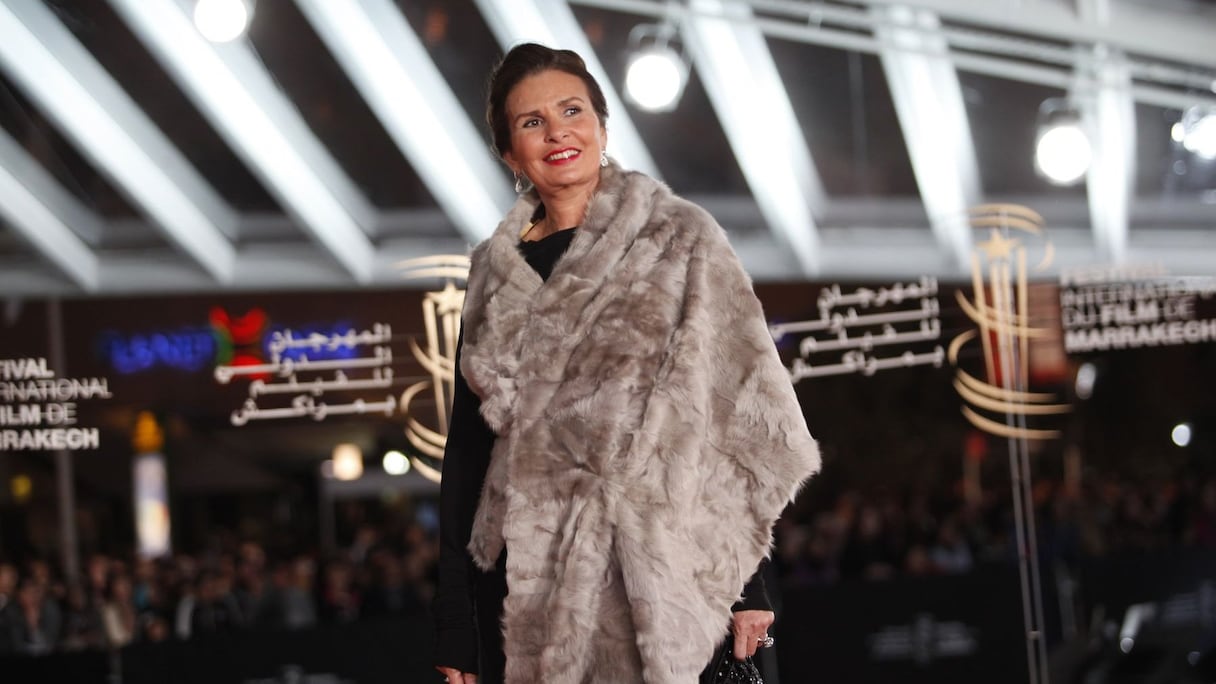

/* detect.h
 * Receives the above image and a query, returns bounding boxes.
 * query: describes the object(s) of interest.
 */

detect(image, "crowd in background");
[773,474,1216,588]
[0,521,438,656]
[2,475,1214,657]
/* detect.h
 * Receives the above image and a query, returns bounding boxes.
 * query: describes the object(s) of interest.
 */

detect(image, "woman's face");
[503,69,606,199]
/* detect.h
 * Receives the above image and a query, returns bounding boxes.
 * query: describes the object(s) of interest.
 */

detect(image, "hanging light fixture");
[193,0,254,43]
[1177,105,1216,160]
[624,21,687,113]
[1034,97,1091,186]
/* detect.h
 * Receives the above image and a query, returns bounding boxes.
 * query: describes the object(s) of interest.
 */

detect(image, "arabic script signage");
[774,277,944,381]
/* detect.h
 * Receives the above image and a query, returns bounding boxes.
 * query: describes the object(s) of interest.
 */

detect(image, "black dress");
[432,229,770,683]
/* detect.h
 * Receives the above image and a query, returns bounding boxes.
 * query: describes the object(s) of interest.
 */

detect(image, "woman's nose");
[545,122,568,142]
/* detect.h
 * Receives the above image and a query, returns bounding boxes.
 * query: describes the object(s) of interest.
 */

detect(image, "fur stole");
[460,162,820,683]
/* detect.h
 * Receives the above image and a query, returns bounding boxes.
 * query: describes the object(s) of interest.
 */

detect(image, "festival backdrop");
[1,270,1212,496]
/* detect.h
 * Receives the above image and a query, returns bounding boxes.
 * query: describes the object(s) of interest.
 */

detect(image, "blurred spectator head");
[16,576,44,613]
[108,573,134,604]
[292,556,316,589]
[142,613,170,642]
[0,561,17,596]
[857,505,884,539]
[134,556,156,581]
[239,542,267,570]
[903,544,933,576]
[26,558,52,588]
[323,559,352,589]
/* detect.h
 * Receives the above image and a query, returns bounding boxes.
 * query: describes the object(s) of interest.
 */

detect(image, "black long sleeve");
[432,329,497,674]
[734,558,771,612]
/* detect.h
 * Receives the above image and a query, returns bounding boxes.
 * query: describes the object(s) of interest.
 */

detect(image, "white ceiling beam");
[1076,0,1110,25]
[0,127,99,290]
[0,237,472,296]
[873,5,978,270]
[107,0,377,283]
[729,233,815,281]
[682,0,823,275]
[862,0,1216,69]
[819,226,1216,280]
[572,0,1216,110]
[3,223,1213,295]
[473,0,662,179]
[0,0,237,282]
[1082,48,1135,263]
[294,0,511,245]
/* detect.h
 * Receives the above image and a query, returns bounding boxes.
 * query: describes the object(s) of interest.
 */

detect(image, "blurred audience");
[2,474,1214,657]
[0,517,439,656]
[774,474,1216,590]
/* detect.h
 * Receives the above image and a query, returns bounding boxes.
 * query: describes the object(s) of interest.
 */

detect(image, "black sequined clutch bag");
[707,641,764,684]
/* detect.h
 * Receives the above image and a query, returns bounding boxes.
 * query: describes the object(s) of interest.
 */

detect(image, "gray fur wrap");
[459,162,820,683]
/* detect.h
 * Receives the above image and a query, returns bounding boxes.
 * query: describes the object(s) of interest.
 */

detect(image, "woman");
[433,43,819,684]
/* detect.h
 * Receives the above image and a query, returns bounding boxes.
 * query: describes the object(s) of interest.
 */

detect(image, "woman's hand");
[731,609,775,660]
[436,666,478,683]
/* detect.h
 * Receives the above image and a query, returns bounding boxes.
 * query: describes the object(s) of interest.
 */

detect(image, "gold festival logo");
[950,205,1070,440]
[396,255,469,482]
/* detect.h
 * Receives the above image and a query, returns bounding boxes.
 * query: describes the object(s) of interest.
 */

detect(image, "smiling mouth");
[545,149,580,162]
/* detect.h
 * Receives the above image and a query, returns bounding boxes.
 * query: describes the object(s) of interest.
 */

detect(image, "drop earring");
[513,172,526,194]
[600,149,609,167]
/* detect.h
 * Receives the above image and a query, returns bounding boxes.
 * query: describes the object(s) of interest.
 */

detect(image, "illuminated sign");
[98,329,216,374]
[97,307,362,375]
[773,277,944,381]
[1059,266,1216,353]
[211,255,472,486]
[0,357,112,451]
[218,324,397,425]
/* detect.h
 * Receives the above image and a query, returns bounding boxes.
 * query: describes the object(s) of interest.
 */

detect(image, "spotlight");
[624,23,687,113]
[626,47,687,112]
[383,450,410,476]
[1171,422,1192,447]
[1178,105,1216,160]
[193,0,253,43]
[1036,124,1090,185]
[1035,99,1091,186]
[331,443,363,481]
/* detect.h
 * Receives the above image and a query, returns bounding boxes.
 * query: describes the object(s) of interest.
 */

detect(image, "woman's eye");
[522,118,540,128]
[565,106,581,116]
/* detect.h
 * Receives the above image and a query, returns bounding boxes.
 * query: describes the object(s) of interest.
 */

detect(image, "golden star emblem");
[429,281,466,315]
[976,228,1020,261]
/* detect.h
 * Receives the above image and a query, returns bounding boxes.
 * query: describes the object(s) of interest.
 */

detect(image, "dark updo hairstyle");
[486,43,609,159]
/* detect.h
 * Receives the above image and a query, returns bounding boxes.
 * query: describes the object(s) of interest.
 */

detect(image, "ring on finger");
[756,634,775,648]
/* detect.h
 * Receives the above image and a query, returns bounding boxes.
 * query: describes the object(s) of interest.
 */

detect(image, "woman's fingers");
[435,666,478,683]
[732,626,755,660]
[730,609,776,659]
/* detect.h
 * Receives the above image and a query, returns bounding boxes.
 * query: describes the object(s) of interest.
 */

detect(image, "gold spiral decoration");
[949,205,1070,440]
[396,256,470,482]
